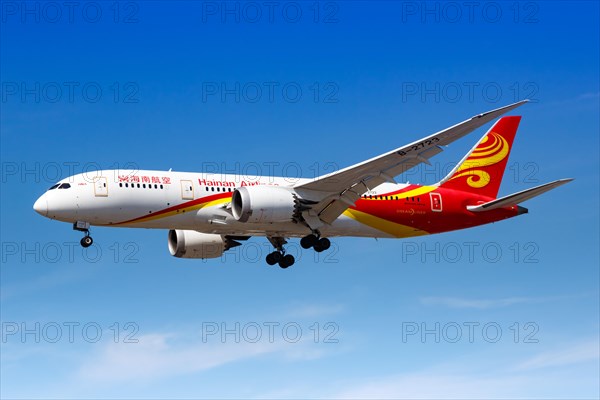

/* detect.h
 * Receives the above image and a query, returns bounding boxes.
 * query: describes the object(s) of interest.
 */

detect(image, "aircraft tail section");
[438,116,521,198]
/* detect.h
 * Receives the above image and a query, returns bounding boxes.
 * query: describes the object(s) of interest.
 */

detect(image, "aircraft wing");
[294,100,529,225]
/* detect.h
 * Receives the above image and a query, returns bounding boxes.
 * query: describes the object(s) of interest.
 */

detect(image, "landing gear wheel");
[318,237,331,250]
[278,254,295,269]
[300,234,319,249]
[80,236,93,248]
[266,251,282,266]
[313,237,331,253]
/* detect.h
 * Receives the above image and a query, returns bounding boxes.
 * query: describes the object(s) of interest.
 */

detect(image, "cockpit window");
[48,184,60,190]
[58,183,71,189]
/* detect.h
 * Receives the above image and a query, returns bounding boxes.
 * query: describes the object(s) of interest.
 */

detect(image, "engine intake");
[168,230,226,259]
[231,186,297,223]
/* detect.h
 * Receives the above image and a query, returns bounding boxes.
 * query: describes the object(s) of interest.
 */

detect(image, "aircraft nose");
[33,195,48,216]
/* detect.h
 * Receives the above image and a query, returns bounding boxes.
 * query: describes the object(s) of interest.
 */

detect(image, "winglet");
[472,100,529,120]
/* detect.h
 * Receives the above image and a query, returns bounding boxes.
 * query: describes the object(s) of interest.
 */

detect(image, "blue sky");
[1,1,598,398]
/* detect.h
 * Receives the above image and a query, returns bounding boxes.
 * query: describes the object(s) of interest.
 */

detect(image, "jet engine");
[231,186,298,223]
[168,230,227,259]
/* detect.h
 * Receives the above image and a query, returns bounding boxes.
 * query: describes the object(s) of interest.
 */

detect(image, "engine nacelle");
[232,186,296,223]
[168,230,225,259]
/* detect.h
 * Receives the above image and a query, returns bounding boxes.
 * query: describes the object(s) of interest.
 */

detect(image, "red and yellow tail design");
[439,116,521,199]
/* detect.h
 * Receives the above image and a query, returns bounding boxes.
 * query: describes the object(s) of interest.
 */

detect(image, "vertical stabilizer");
[438,116,521,198]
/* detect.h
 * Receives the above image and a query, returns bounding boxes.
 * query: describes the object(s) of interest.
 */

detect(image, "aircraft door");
[94,177,108,197]
[430,192,442,212]
[181,180,194,200]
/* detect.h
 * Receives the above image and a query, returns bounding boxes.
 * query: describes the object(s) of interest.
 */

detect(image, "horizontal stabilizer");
[467,178,573,212]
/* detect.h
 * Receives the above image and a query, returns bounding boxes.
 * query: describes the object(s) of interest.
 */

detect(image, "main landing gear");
[266,233,332,269]
[300,233,331,252]
[266,251,295,269]
[266,236,295,269]
[73,221,93,248]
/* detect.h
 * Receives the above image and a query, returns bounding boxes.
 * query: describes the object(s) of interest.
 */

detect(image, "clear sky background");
[1,1,598,398]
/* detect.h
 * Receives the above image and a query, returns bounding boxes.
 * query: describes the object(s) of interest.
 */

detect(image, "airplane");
[33,100,572,268]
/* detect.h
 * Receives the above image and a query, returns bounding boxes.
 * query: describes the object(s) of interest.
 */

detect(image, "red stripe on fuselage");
[115,192,232,225]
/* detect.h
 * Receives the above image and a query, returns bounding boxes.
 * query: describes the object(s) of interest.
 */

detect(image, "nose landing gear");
[73,221,93,248]
[80,234,93,248]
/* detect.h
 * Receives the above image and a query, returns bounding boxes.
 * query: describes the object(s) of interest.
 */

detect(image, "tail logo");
[449,132,509,189]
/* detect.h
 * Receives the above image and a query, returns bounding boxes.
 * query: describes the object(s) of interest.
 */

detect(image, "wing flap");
[310,145,444,224]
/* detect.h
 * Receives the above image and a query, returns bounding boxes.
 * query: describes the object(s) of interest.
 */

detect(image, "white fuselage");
[33,170,404,239]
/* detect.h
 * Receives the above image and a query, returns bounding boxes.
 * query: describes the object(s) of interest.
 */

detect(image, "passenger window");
[119,183,123,187]
[160,184,163,189]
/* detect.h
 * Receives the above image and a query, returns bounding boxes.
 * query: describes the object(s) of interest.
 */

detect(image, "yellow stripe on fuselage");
[114,197,231,226]
[343,208,429,238]
[398,185,438,198]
